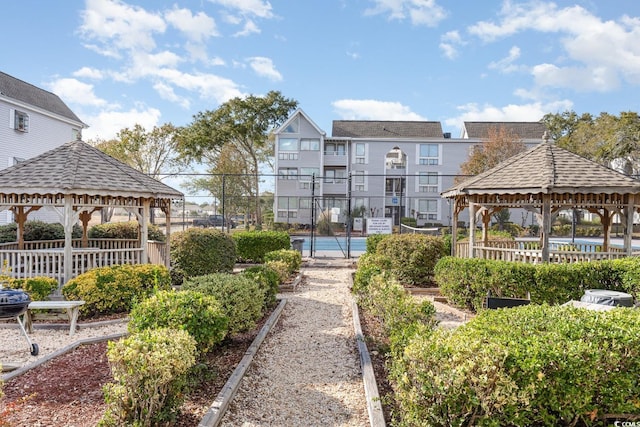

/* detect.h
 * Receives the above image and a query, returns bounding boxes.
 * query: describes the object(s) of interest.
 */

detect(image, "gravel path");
[220,258,369,427]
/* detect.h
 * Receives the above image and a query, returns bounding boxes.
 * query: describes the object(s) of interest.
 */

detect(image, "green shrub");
[128,290,228,354]
[62,264,171,317]
[376,234,446,286]
[170,228,236,279]
[182,273,265,334]
[89,221,165,242]
[5,277,58,301]
[365,234,389,254]
[265,260,290,285]
[352,252,393,301]
[100,328,197,426]
[242,265,280,309]
[233,231,290,263]
[400,217,417,227]
[0,221,82,243]
[392,305,640,426]
[264,249,301,274]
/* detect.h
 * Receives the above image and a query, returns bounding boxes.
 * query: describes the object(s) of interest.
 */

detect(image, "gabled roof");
[274,108,326,136]
[0,71,84,125]
[442,142,640,197]
[332,120,444,138]
[0,140,183,199]
[461,121,547,140]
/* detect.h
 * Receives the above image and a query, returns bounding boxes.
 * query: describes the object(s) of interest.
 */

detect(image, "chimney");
[443,132,451,139]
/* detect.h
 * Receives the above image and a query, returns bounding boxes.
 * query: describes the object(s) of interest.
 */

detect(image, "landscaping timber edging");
[198,297,287,427]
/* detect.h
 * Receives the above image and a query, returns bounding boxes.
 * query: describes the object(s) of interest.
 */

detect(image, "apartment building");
[273,109,547,229]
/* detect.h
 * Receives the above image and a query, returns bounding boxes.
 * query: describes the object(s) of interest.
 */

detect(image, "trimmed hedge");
[375,234,446,286]
[434,257,640,312]
[62,264,171,317]
[233,231,290,263]
[89,221,166,242]
[264,249,301,274]
[391,305,640,426]
[182,273,265,334]
[128,289,228,354]
[2,277,58,301]
[242,265,280,309]
[365,234,389,254]
[352,251,393,299]
[100,328,197,426]
[0,220,82,243]
[170,228,236,280]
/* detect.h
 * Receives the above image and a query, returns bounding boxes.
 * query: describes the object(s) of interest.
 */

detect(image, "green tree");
[178,91,298,229]
[89,123,187,222]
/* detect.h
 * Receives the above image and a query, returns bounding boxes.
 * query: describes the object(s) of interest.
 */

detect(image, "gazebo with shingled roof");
[441,133,640,263]
[0,140,183,290]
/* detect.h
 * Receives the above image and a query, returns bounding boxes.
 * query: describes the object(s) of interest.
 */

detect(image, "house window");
[278,138,298,151]
[418,172,439,192]
[419,144,439,165]
[300,168,319,184]
[355,143,366,164]
[324,143,346,156]
[278,152,298,160]
[299,197,312,209]
[14,111,29,132]
[324,168,346,184]
[354,171,366,191]
[300,138,320,151]
[418,199,438,220]
[13,157,25,165]
[278,168,297,180]
[72,128,82,140]
[282,117,299,133]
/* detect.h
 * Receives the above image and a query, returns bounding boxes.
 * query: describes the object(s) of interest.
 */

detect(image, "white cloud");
[82,107,162,140]
[365,0,447,27]
[247,57,282,81]
[209,0,274,19]
[234,20,261,37]
[47,78,109,107]
[72,67,105,80]
[444,99,574,131]
[466,1,640,92]
[153,69,245,104]
[153,82,190,109]
[165,7,218,42]
[332,99,426,120]
[488,46,522,73]
[79,0,166,55]
[439,30,464,59]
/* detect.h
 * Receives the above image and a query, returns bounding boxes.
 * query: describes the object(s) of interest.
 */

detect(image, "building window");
[324,143,346,156]
[418,199,438,220]
[355,143,366,164]
[278,168,297,180]
[324,168,346,184]
[299,198,312,209]
[14,110,29,132]
[300,138,320,151]
[278,152,298,160]
[418,172,439,192]
[354,171,366,191]
[419,144,439,165]
[13,157,25,165]
[300,167,319,180]
[278,138,298,151]
[72,128,81,140]
[282,117,299,133]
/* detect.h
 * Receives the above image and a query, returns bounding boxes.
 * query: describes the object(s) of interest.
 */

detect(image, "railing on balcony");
[455,240,635,264]
[0,239,168,286]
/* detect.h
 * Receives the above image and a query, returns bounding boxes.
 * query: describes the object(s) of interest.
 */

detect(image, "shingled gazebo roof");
[0,140,183,199]
[442,141,640,198]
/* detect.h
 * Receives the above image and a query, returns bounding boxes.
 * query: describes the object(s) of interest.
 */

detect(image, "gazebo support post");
[163,205,171,267]
[480,208,491,246]
[79,210,93,248]
[451,199,459,257]
[141,200,149,264]
[541,195,551,262]
[601,208,611,252]
[624,199,634,256]
[469,201,476,258]
[63,196,75,290]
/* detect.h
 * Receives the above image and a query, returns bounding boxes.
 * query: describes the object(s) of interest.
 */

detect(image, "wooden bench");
[23,301,85,336]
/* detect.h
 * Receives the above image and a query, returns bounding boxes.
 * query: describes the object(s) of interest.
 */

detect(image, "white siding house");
[0,71,86,224]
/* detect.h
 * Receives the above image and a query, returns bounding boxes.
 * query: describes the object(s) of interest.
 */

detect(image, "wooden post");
[141,199,149,264]
[63,196,74,287]
[164,202,172,267]
[469,201,476,258]
[78,211,92,248]
[625,199,634,256]
[541,195,551,262]
[451,198,459,257]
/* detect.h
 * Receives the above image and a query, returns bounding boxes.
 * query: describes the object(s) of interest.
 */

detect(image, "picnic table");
[23,300,85,336]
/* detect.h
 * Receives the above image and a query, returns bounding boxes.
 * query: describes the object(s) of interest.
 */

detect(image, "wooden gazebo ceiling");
[0,140,183,207]
[442,142,640,209]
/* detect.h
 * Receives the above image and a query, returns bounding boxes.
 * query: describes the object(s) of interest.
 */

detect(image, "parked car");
[192,215,236,228]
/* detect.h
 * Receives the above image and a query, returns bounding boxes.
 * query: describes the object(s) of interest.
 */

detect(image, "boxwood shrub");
[375,234,446,286]
[241,265,280,309]
[89,221,165,242]
[391,305,640,426]
[435,257,640,312]
[233,231,290,263]
[0,220,82,243]
[264,249,302,274]
[182,273,265,334]
[2,277,58,301]
[100,327,197,426]
[170,228,236,280]
[352,252,393,300]
[128,289,228,354]
[62,264,171,317]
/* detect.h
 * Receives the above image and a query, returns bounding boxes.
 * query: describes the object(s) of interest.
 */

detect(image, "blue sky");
[3,0,640,199]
